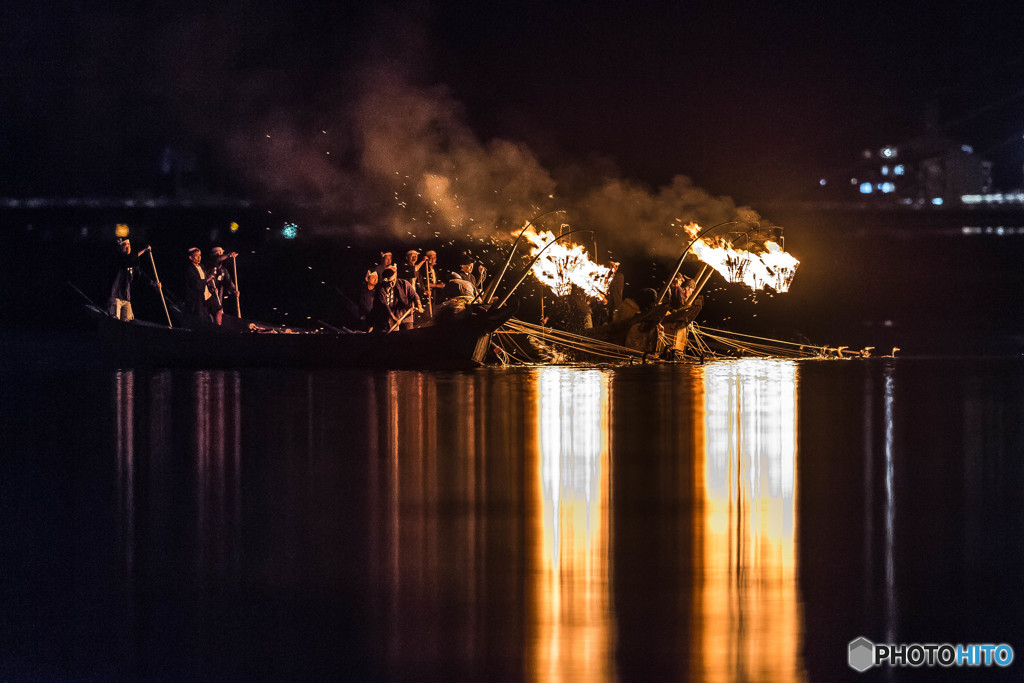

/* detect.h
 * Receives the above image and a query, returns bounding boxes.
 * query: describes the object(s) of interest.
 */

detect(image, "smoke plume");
[227,62,762,261]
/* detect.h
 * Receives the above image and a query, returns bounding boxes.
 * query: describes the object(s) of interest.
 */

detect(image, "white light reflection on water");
[697,358,805,682]
[192,371,243,580]
[530,366,615,682]
[883,364,897,645]
[115,370,135,573]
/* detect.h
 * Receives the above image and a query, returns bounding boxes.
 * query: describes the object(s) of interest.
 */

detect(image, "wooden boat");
[81,300,515,370]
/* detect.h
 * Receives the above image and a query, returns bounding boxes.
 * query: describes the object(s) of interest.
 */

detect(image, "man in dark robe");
[209,247,238,320]
[451,253,486,299]
[370,267,420,332]
[108,237,153,321]
[356,270,378,331]
[185,247,219,323]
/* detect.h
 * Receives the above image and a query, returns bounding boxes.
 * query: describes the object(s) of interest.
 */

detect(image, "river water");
[3,356,1023,681]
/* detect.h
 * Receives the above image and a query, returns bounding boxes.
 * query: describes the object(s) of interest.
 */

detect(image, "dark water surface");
[3,358,1023,681]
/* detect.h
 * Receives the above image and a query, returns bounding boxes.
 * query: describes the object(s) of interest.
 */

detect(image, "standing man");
[373,250,393,278]
[398,249,422,284]
[108,237,152,321]
[357,270,378,331]
[209,246,239,319]
[453,253,486,298]
[186,247,220,324]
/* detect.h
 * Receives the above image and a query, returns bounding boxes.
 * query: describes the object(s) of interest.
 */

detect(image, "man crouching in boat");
[370,266,421,332]
[186,247,222,325]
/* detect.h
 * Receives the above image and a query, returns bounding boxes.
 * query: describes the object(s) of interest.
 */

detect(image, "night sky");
[5,1,1024,217]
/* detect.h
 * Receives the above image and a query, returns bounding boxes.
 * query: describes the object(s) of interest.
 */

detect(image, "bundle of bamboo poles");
[492,318,649,365]
[490,318,874,366]
[685,324,877,359]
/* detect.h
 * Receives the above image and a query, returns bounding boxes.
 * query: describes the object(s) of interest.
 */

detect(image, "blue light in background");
[880,182,895,193]
[931,197,944,206]
[283,222,298,239]
[859,182,873,194]
[894,165,905,176]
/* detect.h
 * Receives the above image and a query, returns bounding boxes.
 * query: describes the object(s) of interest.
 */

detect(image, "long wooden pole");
[147,248,173,328]
[683,265,712,308]
[232,255,241,317]
[388,307,415,333]
[425,265,434,318]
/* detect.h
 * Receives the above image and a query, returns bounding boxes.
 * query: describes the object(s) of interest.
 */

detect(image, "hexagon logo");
[848,637,875,672]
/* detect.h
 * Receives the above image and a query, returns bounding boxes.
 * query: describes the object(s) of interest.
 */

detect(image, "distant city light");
[961,145,974,154]
[859,182,873,194]
[282,222,298,239]
[880,147,897,158]
[880,182,895,193]
[115,223,129,237]
[229,221,239,233]
[850,178,858,184]
[881,165,889,176]
[894,165,905,176]
[962,193,1024,204]
[819,178,827,186]
[931,197,944,206]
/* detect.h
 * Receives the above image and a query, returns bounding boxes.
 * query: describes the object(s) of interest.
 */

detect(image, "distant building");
[844,133,992,206]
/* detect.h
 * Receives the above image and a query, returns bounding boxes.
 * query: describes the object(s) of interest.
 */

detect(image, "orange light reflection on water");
[529,367,615,681]
[696,359,805,682]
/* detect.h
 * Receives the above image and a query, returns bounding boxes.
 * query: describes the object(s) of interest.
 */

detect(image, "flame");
[519,225,612,299]
[684,222,799,293]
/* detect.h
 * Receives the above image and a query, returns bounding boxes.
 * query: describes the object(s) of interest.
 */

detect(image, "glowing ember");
[519,225,612,299]
[683,222,799,293]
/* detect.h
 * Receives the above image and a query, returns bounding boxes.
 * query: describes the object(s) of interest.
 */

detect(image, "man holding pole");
[371,266,420,332]
[209,246,239,319]
[186,247,220,325]
[108,237,158,322]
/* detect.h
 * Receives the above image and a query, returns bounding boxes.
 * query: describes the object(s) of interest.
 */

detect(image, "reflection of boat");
[81,301,515,370]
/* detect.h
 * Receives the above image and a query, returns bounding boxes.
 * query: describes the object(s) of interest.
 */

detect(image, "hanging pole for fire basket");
[478,209,567,304]
[656,220,758,305]
[495,228,595,309]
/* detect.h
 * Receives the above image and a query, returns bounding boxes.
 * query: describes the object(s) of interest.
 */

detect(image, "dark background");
[5,1,1024,202]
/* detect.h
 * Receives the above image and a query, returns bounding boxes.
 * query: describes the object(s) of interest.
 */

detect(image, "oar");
[147,247,173,328]
[232,255,241,317]
[425,266,434,318]
[385,307,413,333]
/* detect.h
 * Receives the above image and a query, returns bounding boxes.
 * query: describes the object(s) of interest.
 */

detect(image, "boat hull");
[87,306,512,370]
